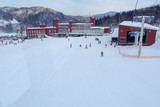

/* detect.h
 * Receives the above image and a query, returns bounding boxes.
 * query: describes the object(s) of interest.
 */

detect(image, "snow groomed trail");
[0,35,160,107]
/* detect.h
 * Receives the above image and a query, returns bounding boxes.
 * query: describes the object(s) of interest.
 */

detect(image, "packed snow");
[0,29,160,107]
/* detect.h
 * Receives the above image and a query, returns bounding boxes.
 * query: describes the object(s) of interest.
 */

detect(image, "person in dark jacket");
[70,44,72,48]
[101,51,103,57]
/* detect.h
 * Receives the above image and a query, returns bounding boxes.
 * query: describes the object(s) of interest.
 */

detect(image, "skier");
[70,44,72,48]
[105,44,107,48]
[98,40,101,44]
[80,44,82,47]
[85,44,88,49]
[101,51,103,57]
[89,43,91,47]
[5,41,8,45]
[110,42,112,46]
[1,39,3,44]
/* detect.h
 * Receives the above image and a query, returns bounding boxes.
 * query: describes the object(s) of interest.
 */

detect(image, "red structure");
[118,21,159,46]
[40,21,45,28]
[26,17,111,39]
[90,17,96,27]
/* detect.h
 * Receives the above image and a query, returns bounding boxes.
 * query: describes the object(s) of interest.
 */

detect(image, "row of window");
[27,30,45,34]
[56,25,91,29]
[48,30,56,33]
[58,26,68,28]
[72,25,90,29]
[27,26,93,34]
[72,29,103,34]
[48,32,55,34]
[27,34,43,36]
[58,29,69,33]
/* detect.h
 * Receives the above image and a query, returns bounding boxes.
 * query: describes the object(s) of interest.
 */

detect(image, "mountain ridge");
[92,11,118,19]
[96,4,160,27]
[0,6,89,33]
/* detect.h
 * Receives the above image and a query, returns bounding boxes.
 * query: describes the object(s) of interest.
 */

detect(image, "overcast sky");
[0,0,159,16]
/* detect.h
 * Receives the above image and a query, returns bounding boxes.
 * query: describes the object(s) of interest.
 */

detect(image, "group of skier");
[0,39,24,46]
[69,43,91,49]
[68,37,105,57]
[67,36,118,57]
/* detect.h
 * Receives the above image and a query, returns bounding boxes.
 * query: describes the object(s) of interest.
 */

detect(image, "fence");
[118,46,160,59]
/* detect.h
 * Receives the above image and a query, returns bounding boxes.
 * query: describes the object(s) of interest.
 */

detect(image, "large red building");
[26,17,111,39]
[118,21,159,46]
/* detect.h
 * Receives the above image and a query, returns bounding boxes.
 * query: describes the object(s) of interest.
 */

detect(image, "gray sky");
[0,0,158,16]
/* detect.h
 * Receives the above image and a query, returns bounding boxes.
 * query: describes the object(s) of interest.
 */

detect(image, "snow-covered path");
[0,36,160,107]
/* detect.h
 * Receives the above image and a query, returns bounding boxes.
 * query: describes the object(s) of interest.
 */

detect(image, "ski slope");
[0,30,160,107]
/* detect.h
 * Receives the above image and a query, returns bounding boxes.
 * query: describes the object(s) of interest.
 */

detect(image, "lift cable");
[133,0,139,22]
[152,0,159,7]
[135,0,139,10]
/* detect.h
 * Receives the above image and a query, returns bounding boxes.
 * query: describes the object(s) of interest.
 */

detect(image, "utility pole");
[138,16,145,57]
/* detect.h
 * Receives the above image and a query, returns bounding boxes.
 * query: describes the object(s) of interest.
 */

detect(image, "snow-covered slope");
[0,7,17,13]
[0,18,20,33]
[0,31,160,107]
[0,19,19,26]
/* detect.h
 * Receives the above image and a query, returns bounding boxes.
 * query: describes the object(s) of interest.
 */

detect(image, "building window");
[120,37,126,40]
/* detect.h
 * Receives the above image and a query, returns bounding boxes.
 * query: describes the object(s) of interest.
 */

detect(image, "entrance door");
[127,31,146,44]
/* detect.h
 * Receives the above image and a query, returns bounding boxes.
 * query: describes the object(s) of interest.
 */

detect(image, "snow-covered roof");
[27,27,43,30]
[27,26,55,29]
[75,23,91,25]
[91,26,110,30]
[68,32,102,35]
[58,23,69,25]
[119,21,159,30]
[45,26,54,28]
